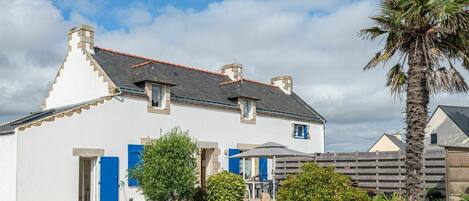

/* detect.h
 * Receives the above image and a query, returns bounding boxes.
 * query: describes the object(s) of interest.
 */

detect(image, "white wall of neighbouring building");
[425,108,469,150]
[0,133,17,201]
[16,95,324,201]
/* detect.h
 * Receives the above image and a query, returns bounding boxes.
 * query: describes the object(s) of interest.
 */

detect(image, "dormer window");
[151,84,164,108]
[243,100,253,119]
[145,82,170,114]
[240,99,256,123]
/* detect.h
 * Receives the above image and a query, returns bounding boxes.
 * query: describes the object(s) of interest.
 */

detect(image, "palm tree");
[361,0,469,200]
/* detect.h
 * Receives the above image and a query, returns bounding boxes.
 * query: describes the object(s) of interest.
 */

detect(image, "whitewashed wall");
[425,108,469,150]
[44,32,110,109]
[16,95,324,201]
[0,133,17,201]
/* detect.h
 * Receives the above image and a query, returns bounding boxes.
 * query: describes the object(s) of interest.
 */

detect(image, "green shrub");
[191,187,207,201]
[130,127,198,201]
[460,194,469,201]
[207,171,245,201]
[372,193,405,201]
[277,163,370,201]
[426,189,444,201]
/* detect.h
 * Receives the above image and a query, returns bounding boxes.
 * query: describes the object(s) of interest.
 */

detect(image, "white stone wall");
[16,96,324,201]
[0,133,17,201]
[425,108,469,150]
[44,32,110,109]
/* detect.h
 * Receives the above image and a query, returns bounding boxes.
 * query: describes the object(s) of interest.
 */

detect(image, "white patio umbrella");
[230,142,310,200]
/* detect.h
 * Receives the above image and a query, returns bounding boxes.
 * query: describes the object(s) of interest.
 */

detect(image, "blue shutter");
[128,144,144,186]
[228,149,241,174]
[259,157,268,182]
[100,156,119,201]
[304,125,310,139]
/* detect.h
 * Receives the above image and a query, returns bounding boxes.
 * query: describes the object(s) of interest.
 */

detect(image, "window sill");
[147,106,170,114]
[293,136,308,140]
[240,118,256,124]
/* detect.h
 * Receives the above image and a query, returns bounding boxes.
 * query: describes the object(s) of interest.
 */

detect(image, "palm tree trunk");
[405,39,429,201]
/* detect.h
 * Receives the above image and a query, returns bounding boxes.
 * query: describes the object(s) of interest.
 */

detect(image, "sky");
[1,0,468,152]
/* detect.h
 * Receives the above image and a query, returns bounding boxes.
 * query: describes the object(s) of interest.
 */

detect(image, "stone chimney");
[271,76,292,94]
[68,25,95,54]
[221,63,243,80]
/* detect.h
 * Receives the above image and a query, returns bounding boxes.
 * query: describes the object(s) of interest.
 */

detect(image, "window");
[151,84,164,107]
[293,124,309,139]
[430,133,437,145]
[243,99,252,119]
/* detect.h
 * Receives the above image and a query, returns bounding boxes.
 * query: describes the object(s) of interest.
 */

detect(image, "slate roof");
[92,47,324,122]
[439,105,469,137]
[0,100,100,135]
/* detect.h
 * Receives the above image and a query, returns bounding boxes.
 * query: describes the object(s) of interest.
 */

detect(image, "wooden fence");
[275,150,446,194]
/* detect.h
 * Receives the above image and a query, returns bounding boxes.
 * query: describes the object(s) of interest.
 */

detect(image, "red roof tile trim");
[94,46,276,88]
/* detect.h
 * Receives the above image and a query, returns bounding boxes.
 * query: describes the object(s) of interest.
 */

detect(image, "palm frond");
[359,27,388,40]
[449,67,469,93]
[386,63,407,96]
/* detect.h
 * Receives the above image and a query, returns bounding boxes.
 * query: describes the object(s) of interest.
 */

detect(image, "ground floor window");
[79,157,97,201]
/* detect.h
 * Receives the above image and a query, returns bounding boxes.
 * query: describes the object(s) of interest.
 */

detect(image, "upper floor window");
[293,124,309,139]
[430,133,437,145]
[243,99,253,119]
[151,84,164,108]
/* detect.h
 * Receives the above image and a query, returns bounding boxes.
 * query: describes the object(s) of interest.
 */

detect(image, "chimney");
[221,63,243,80]
[68,25,95,54]
[271,76,292,94]
[392,132,402,141]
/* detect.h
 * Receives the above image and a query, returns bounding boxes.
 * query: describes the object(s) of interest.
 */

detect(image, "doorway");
[79,157,97,201]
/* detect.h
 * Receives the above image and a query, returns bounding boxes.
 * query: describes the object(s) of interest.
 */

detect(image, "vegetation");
[372,193,406,201]
[460,194,469,201]
[426,189,444,201]
[277,163,370,201]
[130,127,198,201]
[206,171,245,201]
[361,0,469,200]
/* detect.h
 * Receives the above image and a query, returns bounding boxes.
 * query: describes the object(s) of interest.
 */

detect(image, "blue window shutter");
[259,157,268,182]
[128,144,144,186]
[228,149,241,174]
[100,156,119,201]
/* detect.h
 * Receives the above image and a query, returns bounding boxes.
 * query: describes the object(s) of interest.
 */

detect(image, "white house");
[0,25,326,201]
[425,105,469,150]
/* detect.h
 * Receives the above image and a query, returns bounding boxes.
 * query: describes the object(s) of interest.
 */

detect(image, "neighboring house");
[368,133,405,152]
[425,105,469,150]
[0,25,325,201]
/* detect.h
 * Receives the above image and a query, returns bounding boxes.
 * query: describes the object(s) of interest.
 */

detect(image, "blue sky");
[2,0,468,152]
[52,0,222,30]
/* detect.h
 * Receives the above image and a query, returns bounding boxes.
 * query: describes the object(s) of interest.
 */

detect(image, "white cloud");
[2,0,469,152]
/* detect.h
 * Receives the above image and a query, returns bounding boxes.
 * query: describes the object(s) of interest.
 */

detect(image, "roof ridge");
[94,46,277,87]
[94,46,226,77]
[439,105,469,109]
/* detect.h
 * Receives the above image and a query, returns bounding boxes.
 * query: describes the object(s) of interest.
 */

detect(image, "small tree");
[130,127,198,201]
[277,163,370,201]
[206,171,245,201]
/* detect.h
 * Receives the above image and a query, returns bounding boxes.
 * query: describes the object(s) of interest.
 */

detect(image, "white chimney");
[271,76,293,94]
[392,132,402,141]
[221,63,243,80]
[68,25,95,54]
